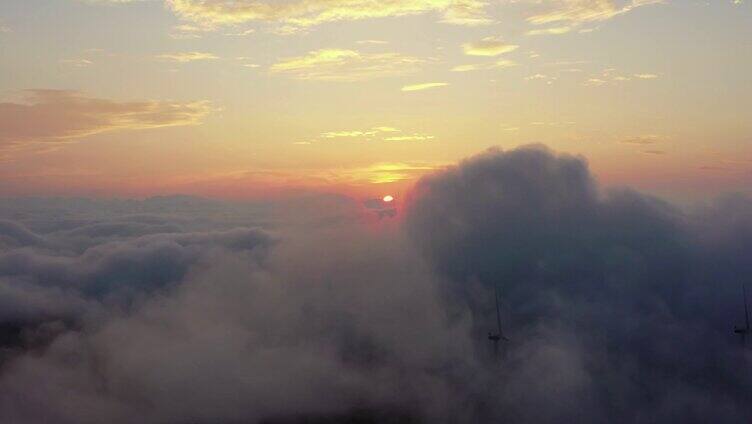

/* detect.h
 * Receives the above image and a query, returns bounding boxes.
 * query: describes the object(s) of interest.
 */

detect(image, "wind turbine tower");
[734,282,750,347]
[488,282,509,357]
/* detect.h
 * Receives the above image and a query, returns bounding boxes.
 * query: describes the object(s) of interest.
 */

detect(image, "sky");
[0,0,750,202]
[3,3,752,421]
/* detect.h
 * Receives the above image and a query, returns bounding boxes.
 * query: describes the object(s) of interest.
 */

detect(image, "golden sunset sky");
[0,0,750,201]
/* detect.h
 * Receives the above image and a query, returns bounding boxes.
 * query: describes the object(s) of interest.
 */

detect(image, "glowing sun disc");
[383,195,395,203]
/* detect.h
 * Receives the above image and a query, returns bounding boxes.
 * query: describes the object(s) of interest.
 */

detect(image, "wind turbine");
[488,282,509,357]
[734,282,750,347]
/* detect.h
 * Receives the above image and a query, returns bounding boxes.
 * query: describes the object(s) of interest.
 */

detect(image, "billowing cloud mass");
[406,145,752,422]
[1,145,752,422]
[270,49,424,81]
[166,0,491,27]
[0,90,213,147]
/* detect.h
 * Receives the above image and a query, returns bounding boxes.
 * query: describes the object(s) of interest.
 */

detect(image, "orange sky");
[0,0,750,203]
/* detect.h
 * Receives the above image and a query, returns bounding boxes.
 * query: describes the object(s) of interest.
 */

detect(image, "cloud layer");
[0,145,751,422]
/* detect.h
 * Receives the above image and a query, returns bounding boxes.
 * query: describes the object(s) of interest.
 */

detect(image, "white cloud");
[157,52,220,62]
[270,49,424,81]
[451,59,516,72]
[462,37,519,57]
[166,0,492,28]
[401,82,449,92]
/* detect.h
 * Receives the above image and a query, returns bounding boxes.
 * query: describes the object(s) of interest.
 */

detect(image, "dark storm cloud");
[0,145,751,423]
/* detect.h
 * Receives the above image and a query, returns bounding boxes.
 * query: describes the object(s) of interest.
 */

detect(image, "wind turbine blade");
[494,282,502,336]
[744,283,750,330]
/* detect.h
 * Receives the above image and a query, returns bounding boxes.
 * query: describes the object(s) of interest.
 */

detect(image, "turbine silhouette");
[734,282,750,347]
[488,282,509,357]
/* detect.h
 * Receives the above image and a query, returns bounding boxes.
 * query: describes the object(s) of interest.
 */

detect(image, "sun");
[383,195,395,203]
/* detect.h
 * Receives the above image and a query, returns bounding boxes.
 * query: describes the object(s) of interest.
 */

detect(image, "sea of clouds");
[0,145,751,423]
